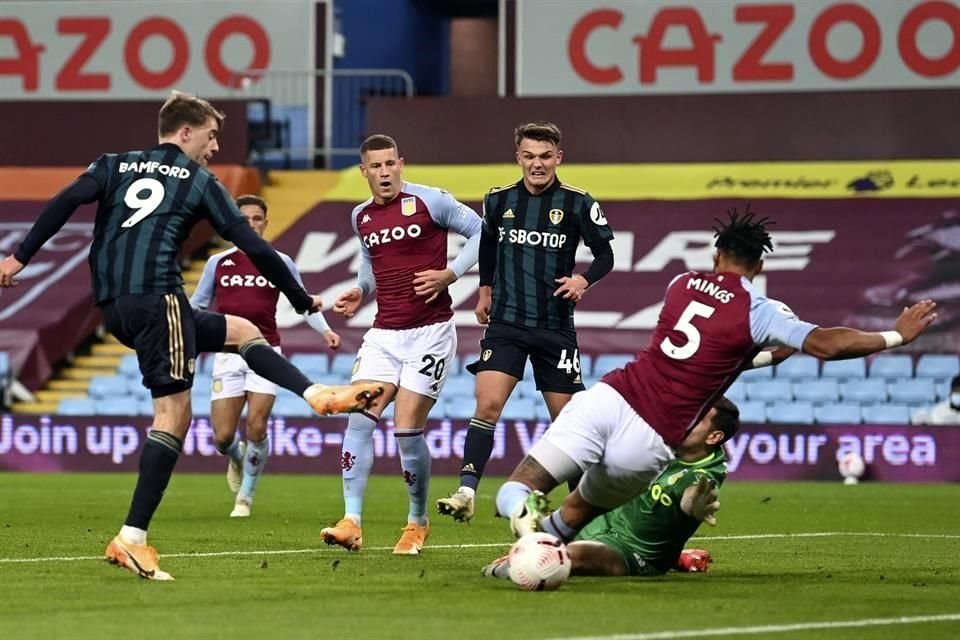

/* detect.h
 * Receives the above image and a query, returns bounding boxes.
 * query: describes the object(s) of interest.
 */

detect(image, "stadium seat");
[444,395,476,420]
[814,403,862,424]
[0,351,9,380]
[58,398,96,415]
[766,401,815,425]
[331,353,358,377]
[460,353,480,374]
[868,354,913,380]
[88,375,131,399]
[737,400,766,423]
[934,378,953,400]
[197,354,216,374]
[291,353,330,376]
[501,398,536,421]
[118,354,140,377]
[515,379,538,398]
[745,380,793,402]
[533,399,552,421]
[774,354,819,380]
[839,379,887,403]
[380,401,395,420]
[128,383,152,400]
[887,378,936,404]
[861,404,911,424]
[725,379,746,401]
[94,397,140,416]
[138,398,155,416]
[273,395,313,418]
[593,353,633,375]
[820,358,866,380]
[739,365,773,380]
[792,379,839,403]
[442,375,475,397]
[915,354,960,379]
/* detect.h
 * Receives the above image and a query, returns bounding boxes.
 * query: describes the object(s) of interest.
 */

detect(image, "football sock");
[540,510,578,543]
[395,428,431,526]
[459,417,497,491]
[496,480,532,519]
[342,411,378,525]
[239,436,270,500]
[217,432,243,466]
[124,430,182,532]
[238,338,311,396]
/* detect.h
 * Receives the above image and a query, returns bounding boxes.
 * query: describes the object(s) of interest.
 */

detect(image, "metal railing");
[228,68,414,169]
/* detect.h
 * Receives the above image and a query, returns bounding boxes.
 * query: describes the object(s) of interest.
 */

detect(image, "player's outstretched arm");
[222,223,314,314]
[189,256,219,309]
[802,300,937,360]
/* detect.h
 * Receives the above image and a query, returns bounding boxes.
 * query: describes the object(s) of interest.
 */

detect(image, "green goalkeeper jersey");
[576,449,728,575]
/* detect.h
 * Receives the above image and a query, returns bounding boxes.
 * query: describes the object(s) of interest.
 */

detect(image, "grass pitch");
[1,473,958,640]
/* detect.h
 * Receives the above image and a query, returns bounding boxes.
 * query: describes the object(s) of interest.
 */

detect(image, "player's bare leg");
[322,382,398,551]
[438,371,518,522]
[229,391,274,517]
[567,541,630,577]
[391,387,435,555]
[106,391,192,580]
[211,395,246,494]
[224,315,383,415]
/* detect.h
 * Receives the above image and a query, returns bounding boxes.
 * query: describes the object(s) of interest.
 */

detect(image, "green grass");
[1,473,958,640]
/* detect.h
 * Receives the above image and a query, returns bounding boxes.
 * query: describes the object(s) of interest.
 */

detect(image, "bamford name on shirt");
[118,161,191,179]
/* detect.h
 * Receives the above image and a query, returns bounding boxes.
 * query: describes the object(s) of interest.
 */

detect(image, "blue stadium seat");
[725,380,746,401]
[739,365,773,380]
[814,403,862,424]
[578,354,593,378]
[0,351,9,380]
[331,353,358,377]
[861,404,911,424]
[291,353,330,376]
[193,373,212,392]
[737,400,766,423]
[745,380,793,402]
[58,398,95,415]
[775,354,819,380]
[197,354,216,374]
[593,353,633,375]
[460,353,480,374]
[821,358,866,380]
[95,397,140,416]
[934,378,953,400]
[442,376,475,397]
[915,354,960,379]
[887,378,936,404]
[128,383,152,400]
[792,379,839,403]
[88,375,131,399]
[533,399,552,421]
[501,398,536,421]
[444,395,476,420]
[138,398,155,416]
[868,354,913,380]
[840,379,887,403]
[118,354,140,377]
[766,401,815,425]
[272,395,313,418]
[515,379,538,398]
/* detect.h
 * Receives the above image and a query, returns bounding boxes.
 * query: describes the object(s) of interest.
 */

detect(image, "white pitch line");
[545,613,960,640]
[1,531,958,565]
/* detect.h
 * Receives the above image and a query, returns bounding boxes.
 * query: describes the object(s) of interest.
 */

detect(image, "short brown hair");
[360,134,399,157]
[711,397,740,446]
[158,91,225,137]
[515,122,561,147]
[235,194,268,216]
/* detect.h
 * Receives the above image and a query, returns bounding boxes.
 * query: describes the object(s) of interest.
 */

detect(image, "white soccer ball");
[838,452,866,481]
[507,532,571,591]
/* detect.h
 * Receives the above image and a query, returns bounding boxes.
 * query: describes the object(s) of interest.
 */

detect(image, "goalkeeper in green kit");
[484,397,738,578]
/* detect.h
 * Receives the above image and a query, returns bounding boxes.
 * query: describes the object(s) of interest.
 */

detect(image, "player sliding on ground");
[494,207,937,549]
[483,397,738,579]
[0,91,382,581]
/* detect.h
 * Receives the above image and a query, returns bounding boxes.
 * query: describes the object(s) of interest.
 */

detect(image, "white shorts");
[351,319,457,399]
[211,347,282,400]
[529,382,674,510]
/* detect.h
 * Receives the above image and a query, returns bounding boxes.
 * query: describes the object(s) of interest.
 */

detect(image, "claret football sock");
[459,417,497,491]
[342,411,378,524]
[395,428,431,526]
[124,430,182,532]
[238,338,311,396]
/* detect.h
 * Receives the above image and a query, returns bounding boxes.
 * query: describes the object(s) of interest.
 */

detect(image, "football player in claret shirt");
[321,134,482,555]
[495,208,937,547]
[483,397,739,580]
[438,121,615,523]
[0,91,382,581]
[192,195,340,518]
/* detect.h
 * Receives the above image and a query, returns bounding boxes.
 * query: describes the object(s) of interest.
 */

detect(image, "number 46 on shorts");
[556,349,581,374]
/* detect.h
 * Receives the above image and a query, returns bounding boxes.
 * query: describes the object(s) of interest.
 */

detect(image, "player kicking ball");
[191,195,341,518]
[483,398,736,580]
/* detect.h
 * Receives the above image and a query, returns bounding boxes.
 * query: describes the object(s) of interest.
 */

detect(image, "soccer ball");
[507,532,571,591]
[838,452,866,484]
